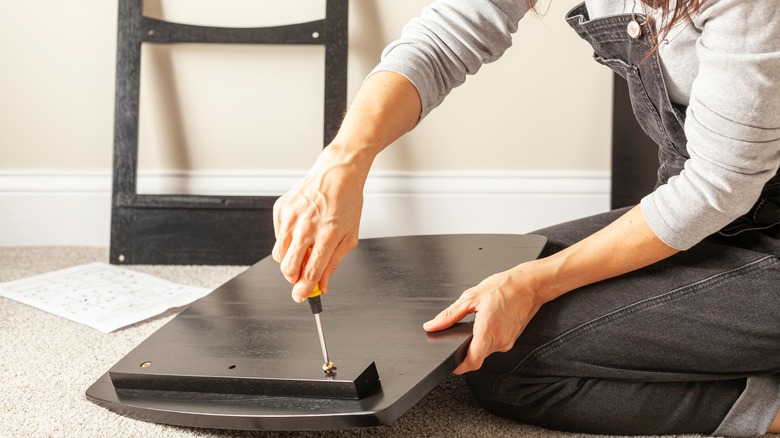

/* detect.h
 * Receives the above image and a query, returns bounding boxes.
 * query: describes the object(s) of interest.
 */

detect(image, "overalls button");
[627,20,642,39]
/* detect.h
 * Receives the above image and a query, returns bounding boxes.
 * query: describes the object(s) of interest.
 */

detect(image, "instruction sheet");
[0,262,211,333]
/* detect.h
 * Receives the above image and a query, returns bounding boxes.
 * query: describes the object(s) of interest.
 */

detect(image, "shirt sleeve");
[641,0,780,250]
[369,0,531,120]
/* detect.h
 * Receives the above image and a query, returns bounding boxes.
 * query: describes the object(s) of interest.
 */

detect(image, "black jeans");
[466,208,780,436]
[463,3,780,435]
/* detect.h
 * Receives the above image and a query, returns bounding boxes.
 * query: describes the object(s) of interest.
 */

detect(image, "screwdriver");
[308,284,335,373]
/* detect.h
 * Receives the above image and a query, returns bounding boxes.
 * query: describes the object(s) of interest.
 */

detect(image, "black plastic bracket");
[109,1,348,265]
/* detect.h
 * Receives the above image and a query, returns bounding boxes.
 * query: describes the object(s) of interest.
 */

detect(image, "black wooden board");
[109,357,379,400]
[87,234,547,430]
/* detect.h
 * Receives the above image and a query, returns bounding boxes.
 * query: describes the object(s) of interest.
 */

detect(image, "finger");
[291,242,337,302]
[453,315,494,374]
[271,197,294,262]
[291,277,318,303]
[272,197,283,239]
[423,292,475,332]
[280,237,311,288]
[317,235,358,292]
[272,230,292,264]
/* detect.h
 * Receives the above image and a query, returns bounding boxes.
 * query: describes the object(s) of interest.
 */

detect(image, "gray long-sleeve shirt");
[371,0,780,250]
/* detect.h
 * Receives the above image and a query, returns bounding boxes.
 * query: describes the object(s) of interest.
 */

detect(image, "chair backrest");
[110,0,348,265]
[611,73,657,209]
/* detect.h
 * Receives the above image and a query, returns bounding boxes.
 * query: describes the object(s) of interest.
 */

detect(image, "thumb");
[423,297,474,332]
[292,278,318,303]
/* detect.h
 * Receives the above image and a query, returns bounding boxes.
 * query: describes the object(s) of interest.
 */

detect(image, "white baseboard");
[0,170,610,247]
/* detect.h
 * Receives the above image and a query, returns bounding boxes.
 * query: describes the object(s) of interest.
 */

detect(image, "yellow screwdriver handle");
[309,283,324,298]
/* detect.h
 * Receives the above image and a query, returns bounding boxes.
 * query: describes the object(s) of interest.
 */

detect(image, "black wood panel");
[110,202,274,265]
[110,358,379,399]
[87,234,547,430]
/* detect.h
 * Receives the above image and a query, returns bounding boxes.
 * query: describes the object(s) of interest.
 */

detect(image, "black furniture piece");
[109,0,348,265]
[611,74,659,209]
[87,234,547,430]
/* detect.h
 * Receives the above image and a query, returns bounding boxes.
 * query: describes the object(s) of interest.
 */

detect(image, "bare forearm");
[425,204,681,373]
[525,205,679,303]
[327,71,421,169]
[273,71,421,300]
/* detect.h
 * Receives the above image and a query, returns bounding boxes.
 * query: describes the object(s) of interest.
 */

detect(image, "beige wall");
[0,0,611,173]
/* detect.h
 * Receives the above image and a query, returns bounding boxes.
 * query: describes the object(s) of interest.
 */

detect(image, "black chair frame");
[110,0,348,265]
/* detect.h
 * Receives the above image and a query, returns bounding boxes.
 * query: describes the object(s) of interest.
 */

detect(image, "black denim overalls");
[464,3,780,437]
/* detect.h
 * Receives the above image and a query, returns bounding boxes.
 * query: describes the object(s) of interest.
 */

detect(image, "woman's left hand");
[423,265,545,374]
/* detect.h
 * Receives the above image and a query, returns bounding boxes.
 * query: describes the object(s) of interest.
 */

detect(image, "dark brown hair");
[642,0,706,52]
[528,0,707,52]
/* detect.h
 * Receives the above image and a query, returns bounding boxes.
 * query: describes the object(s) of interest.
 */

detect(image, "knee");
[464,370,570,425]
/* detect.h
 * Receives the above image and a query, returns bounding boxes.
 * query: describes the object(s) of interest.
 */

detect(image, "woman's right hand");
[272,143,372,303]
[272,72,422,302]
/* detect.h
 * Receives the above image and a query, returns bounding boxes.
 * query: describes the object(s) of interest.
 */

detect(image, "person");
[271,0,780,435]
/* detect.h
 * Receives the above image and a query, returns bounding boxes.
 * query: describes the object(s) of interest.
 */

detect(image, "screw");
[140,361,151,368]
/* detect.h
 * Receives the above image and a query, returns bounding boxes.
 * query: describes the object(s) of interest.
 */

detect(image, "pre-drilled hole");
[228,365,236,369]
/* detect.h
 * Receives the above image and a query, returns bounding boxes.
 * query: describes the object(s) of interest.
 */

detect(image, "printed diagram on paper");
[0,262,211,333]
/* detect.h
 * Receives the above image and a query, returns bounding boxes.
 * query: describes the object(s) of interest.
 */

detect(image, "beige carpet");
[0,246,774,438]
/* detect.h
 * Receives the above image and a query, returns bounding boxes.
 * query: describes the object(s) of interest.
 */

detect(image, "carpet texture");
[0,246,775,438]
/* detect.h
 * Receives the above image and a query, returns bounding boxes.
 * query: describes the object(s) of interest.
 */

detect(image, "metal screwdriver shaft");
[313,312,329,365]
[308,284,334,373]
